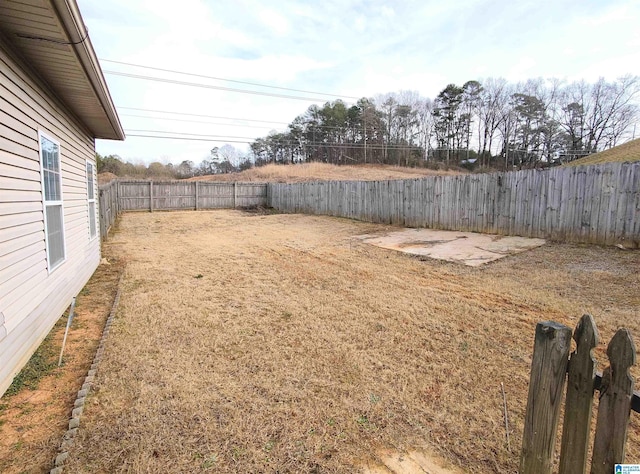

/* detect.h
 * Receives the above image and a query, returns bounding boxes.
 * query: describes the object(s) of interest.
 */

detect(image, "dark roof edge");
[51,0,125,140]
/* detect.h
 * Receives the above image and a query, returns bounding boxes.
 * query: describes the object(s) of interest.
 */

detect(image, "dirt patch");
[63,211,639,473]
[0,256,124,474]
[363,446,465,473]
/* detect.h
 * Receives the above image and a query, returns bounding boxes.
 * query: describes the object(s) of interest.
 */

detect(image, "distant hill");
[97,172,118,185]
[187,163,464,183]
[564,138,640,167]
[97,163,464,186]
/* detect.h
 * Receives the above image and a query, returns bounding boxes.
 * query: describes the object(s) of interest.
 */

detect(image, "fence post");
[559,314,599,474]
[195,181,199,210]
[99,188,105,241]
[591,329,636,474]
[233,182,237,208]
[520,321,572,474]
[150,181,153,212]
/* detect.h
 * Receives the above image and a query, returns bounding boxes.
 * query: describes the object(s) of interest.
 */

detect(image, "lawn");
[65,210,640,473]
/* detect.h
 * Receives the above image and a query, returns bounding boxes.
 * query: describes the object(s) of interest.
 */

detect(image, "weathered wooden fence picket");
[268,162,640,246]
[520,315,637,474]
[98,180,268,239]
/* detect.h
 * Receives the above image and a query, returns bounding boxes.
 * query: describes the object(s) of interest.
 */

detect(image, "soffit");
[0,0,124,140]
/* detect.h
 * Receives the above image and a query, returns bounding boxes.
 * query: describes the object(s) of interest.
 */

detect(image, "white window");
[39,132,66,272]
[86,161,97,239]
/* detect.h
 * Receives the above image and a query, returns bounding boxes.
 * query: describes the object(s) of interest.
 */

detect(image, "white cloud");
[578,3,630,27]
[507,57,537,82]
[378,5,395,18]
[258,8,290,36]
[573,51,640,83]
[218,55,332,82]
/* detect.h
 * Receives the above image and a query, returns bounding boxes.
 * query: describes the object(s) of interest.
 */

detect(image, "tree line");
[249,76,639,169]
[96,144,253,179]
[97,76,639,178]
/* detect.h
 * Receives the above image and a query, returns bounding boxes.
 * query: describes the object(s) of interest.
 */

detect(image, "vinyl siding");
[0,220,42,243]
[0,36,100,397]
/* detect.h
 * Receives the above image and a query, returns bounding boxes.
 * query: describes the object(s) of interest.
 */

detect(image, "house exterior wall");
[0,37,100,396]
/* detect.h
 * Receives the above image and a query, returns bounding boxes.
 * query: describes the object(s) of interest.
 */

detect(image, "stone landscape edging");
[50,272,125,474]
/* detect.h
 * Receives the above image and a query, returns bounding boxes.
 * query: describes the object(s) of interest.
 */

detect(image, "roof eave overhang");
[51,0,125,140]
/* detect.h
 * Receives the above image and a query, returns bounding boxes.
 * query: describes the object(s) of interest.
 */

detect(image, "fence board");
[633,166,640,240]
[520,321,572,474]
[267,163,639,246]
[586,166,600,243]
[591,329,636,474]
[604,164,622,245]
[559,314,599,474]
[622,166,634,240]
[547,168,562,239]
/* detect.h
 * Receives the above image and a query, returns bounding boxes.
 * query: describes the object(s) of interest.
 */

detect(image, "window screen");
[86,161,97,238]
[40,133,65,270]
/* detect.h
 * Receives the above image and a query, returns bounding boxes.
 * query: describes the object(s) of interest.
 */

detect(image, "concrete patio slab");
[359,228,546,266]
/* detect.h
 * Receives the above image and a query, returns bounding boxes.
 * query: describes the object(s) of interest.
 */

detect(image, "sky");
[77,0,640,166]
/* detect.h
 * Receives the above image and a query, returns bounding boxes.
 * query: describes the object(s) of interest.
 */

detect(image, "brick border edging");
[50,273,125,474]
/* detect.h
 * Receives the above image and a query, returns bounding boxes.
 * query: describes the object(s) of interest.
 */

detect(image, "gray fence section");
[99,180,118,240]
[98,180,268,239]
[268,162,640,246]
[115,181,267,211]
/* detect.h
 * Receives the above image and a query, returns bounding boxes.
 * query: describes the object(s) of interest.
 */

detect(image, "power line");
[101,58,360,100]
[253,142,424,151]
[123,130,426,150]
[125,129,258,140]
[119,114,277,130]
[104,70,341,102]
[117,106,289,125]
[118,111,362,132]
[124,133,407,149]
[126,134,252,144]
[121,131,504,156]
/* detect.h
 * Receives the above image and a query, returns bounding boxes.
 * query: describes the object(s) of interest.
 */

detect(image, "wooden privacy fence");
[98,180,118,240]
[98,180,268,239]
[520,315,637,474]
[268,162,640,246]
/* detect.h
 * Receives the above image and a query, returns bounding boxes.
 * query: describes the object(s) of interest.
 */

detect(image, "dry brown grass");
[565,138,640,167]
[189,162,463,183]
[66,211,640,473]
[97,172,119,186]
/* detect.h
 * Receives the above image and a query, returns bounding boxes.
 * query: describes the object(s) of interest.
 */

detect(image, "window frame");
[38,130,66,273]
[86,160,97,240]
